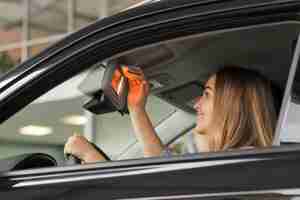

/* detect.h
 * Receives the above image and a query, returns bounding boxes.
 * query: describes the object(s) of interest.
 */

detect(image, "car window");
[0,65,175,164]
[0,21,299,170]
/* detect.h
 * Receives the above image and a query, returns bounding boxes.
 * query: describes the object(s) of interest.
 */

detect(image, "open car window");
[0,66,176,165]
[0,21,300,171]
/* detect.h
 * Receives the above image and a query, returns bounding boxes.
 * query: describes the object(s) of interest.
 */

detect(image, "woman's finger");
[131,67,146,80]
[122,66,145,81]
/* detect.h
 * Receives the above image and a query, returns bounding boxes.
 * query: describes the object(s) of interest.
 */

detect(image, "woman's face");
[193,75,216,134]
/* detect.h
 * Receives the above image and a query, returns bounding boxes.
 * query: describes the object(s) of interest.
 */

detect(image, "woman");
[192,67,276,152]
[64,66,277,162]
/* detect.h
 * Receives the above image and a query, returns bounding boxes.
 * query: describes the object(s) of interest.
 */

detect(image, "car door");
[1,0,300,199]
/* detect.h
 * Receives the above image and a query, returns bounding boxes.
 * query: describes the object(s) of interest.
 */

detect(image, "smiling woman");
[193,67,277,152]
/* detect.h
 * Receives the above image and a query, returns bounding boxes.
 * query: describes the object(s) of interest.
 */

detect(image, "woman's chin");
[193,126,206,135]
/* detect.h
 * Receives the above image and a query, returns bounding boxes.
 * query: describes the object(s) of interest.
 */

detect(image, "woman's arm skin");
[126,68,165,157]
[64,134,107,163]
[129,106,165,157]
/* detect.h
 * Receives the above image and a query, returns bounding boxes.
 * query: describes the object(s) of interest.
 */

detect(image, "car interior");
[0,21,299,171]
[115,21,300,159]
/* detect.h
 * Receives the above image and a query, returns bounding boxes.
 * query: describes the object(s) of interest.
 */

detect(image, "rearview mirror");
[79,63,130,115]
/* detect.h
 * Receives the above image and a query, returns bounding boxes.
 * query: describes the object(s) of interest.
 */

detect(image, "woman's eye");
[203,91,209,97]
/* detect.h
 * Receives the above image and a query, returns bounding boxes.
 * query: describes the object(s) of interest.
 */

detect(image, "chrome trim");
[120,189,300,200]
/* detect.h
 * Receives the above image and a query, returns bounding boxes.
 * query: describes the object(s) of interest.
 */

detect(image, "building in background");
[0,0,148,72]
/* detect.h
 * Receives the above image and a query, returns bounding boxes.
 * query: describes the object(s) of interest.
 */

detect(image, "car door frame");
[1,0,300,199]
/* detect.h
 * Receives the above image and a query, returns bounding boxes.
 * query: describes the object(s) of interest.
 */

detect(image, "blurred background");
[0,0,148,70]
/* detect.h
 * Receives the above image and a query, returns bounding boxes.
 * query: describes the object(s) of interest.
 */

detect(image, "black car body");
[0,0,300,199]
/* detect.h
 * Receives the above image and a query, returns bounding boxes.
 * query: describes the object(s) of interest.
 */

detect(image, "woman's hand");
[123,67,150,112]
[64,134,105,163]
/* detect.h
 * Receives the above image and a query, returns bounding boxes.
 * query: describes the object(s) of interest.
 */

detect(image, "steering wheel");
[65,142,111,165]
[65,153,82,165]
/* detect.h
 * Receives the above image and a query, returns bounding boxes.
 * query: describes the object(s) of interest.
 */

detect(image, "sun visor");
[158,81,203,113]
[117,45,174,70]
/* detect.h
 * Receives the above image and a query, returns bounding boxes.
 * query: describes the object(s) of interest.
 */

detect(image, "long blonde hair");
[210,67,277,151]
